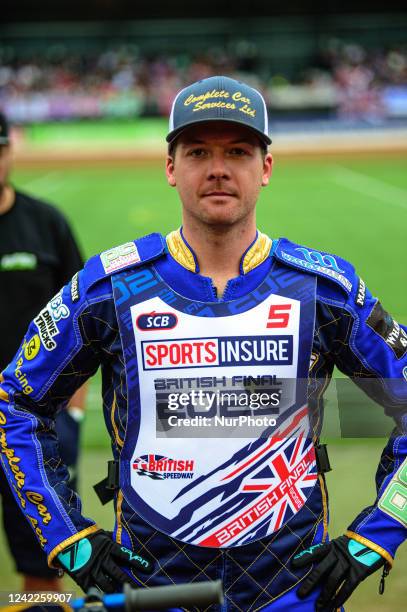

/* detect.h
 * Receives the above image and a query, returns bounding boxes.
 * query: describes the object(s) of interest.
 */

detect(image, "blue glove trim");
[348,539,381,567]
[58,537,92,571]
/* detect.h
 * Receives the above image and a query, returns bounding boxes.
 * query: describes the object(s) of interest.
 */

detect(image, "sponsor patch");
[0,410,26,488]
[366,301,407,359]
[133,454,195,480]
[281,252,352,292]
[34,310,58,350]
[295,247,345,274]
[101,242,140,274]
[26,491,52,524]
[136,312,178,331]
[403,366,407,382]
[379,459,407,528]
[34,290,70,351]
[14,357,33,395]
[355,278,366,307]
[58,538,91,570]
[23,334,41,361]
[142,335,293,370]
[183,88,258,118]
[49,290,70,322]
[70,272,80,303]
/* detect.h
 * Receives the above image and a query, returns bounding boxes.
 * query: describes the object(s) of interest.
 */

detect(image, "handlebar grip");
[124,580,224,611]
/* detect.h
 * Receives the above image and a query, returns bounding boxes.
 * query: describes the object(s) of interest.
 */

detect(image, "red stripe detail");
[272,453,289,480]
[242,484,271,492]
[222,406,308,482]
[303,474,318,482]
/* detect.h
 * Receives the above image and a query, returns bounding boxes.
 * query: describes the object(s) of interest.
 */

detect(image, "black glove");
[57,529,153,593]
[292,535,385,611]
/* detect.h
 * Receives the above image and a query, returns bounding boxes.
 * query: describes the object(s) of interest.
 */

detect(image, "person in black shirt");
[0,111,86,592]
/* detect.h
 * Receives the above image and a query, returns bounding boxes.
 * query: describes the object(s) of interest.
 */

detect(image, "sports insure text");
[142,335,293,370]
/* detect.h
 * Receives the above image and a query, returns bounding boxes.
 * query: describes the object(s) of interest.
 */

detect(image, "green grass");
[1,153,406,608]
[25,119,169,149]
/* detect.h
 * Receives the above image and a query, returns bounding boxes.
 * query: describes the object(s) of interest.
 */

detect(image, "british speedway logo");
[132,454,195,480]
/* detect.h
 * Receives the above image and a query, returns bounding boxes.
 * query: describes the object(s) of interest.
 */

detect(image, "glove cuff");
[48,524,101,568]
[345,531,393,568]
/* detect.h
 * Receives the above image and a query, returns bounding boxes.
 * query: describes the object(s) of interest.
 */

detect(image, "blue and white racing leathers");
[0,229,406,611]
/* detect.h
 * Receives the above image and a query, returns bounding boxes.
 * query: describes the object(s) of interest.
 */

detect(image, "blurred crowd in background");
[1,39,406,123]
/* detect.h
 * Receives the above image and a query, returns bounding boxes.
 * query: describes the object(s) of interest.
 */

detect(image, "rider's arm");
[0,267,109,565]
[332,276,407,567]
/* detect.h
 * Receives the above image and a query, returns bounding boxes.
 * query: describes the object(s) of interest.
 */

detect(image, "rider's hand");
[292,535,385,611]
[57,529,153,593]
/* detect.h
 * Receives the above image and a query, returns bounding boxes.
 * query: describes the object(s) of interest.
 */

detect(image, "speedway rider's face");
[166,122,273,230]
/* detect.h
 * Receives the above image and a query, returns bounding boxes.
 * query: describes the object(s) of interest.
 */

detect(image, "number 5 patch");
[379,459,407,527]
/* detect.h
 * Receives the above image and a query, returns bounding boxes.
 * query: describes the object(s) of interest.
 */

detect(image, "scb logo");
[137,312,178,331]
[296,248,344,274]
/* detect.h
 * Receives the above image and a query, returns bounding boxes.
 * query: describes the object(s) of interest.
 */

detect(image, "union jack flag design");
[170,407,318,547]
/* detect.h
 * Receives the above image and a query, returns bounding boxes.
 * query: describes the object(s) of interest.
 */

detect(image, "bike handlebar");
[72,580,224,611]
[124,581,223,610]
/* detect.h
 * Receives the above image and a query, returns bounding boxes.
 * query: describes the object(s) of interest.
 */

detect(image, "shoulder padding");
[274,238,355,295]
[81,233,167,292]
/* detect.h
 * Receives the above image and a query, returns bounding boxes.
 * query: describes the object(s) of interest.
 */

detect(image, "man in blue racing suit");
[0,76,406,611]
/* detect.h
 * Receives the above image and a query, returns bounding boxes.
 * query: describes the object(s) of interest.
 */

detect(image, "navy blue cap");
[167,75,271,146]
[0,112,10,145]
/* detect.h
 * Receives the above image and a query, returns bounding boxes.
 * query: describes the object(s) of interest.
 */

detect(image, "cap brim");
[166,117,271,145]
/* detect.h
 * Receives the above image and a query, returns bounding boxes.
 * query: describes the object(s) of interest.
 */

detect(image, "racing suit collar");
[166,227,273,275]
